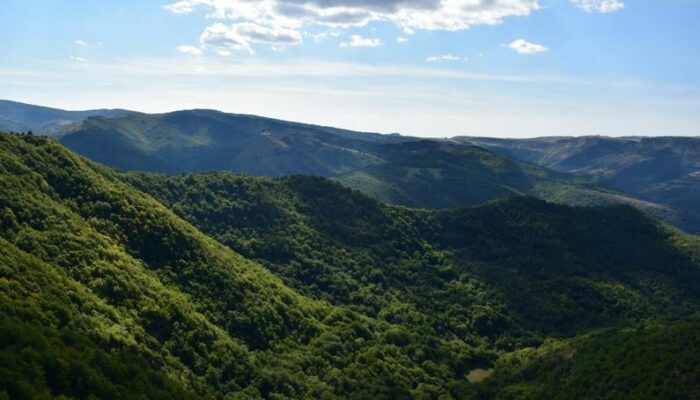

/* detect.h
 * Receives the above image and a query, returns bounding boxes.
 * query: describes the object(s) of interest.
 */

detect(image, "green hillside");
[56,110,402,176]
[0,133,485,399]
[2,133,700,399]
[125,170,700,342]
[475,321,700,399]
[458,136,700,233]
[333,140,674,216]
[53,110,690,231]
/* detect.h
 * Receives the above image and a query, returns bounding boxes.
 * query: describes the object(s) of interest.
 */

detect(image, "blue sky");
[1,0,699,137]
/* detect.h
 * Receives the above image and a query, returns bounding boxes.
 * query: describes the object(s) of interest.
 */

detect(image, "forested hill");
[55,109,408,176]
[0,99,129,134]
[2,132,700,399]
[126,171,700,340]
[51,109,698,233]
[457,136,700,234]
[0,133,487,399]
[1,101,696,233]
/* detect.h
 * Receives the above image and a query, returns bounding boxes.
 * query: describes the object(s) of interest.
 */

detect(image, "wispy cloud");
[69,56,87,62]
[74,39,86,46]
[312,31,340,42]
[200,22,303,55]
[571,0,624,13]
[426,54,466,62]
[340,35,382,48]
[0,57,574,84]
[177,45,203,56]
[506,39,548,54]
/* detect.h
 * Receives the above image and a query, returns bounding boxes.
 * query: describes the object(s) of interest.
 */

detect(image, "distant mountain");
[0,99,130,134]
[1,101,693,232]
[457,136,700,233]
[49,108,698,232]
[333,139,662,211]
[56,109,411,175]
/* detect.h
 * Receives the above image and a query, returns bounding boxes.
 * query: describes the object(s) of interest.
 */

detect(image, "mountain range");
[0,99,129,134]
[0,99,687,234]
[1,132,699,399]
[457,136,700,233]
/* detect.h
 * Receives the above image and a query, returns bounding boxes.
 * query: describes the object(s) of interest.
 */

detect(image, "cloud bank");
[166,0,541,53]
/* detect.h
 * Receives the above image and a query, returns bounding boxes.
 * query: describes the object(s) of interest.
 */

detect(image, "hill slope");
[458,136,700,233]
[2,133,700,398]
[0,133,488,399]
[126,171,700,341]
[475,321,700,400]
[56,109,407,176]
[0,99,129,134]
[333,140,671,212]
[54,109,690,230]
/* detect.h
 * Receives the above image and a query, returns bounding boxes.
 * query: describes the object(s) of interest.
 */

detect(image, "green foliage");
[126,170,700,345]
[2,133,700,398]
[0,133,478,399]
[0,315,198,400]
[459,136,700,234]
[52,109,697,233]
[475,321,700,400]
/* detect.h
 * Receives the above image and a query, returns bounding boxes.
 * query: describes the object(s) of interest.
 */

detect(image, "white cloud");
[340,35,382,48]
[164,0,540,51]
[425,54,465,62]
[312,31,340,42]
[506,39,548,54]
[200,22,303,54]
[571,0,624,13]
[177,45,203,55]
[164,1,196,14]
[396,36,409,43]
[69,56,87,62]
[74,39,86,46]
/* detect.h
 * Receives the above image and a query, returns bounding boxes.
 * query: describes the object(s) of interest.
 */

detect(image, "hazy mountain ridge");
[457,136,700,233]
[0,99,130,134]
[55,109,412,176]
[2,102,698,233]
[53,109,693,227]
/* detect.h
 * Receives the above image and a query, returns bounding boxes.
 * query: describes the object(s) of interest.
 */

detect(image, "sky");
[1,0,699,138]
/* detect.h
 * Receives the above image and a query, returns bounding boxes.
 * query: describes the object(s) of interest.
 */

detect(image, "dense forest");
[2,133,700,399]
[46,107,693,233]
[459,136,700,234]
[125,171,700,338]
